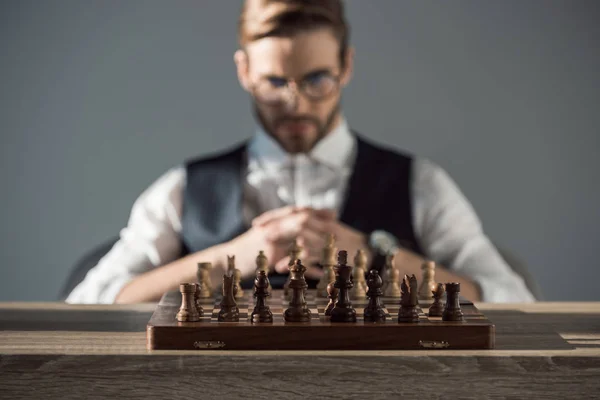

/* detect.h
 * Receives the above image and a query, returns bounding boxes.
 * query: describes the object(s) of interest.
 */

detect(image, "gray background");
[1,0,599,301]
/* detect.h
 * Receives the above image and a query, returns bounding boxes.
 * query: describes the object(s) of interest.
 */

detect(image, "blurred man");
[67,0,534,304]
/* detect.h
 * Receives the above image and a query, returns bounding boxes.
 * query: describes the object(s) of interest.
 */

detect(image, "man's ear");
[234,49,251,92]
[340,46,355,88]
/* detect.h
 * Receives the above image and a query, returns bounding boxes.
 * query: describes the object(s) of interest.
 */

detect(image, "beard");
[253,101,341,154]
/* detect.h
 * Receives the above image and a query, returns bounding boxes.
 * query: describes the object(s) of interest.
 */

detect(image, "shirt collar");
[248,117,355,170]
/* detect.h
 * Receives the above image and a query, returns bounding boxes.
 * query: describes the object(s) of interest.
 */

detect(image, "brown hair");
[238,0,349,65]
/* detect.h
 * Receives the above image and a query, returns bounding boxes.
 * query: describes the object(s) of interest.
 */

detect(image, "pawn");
[196,262,213,298]
[381,253,394,294]
[251,270,273,323]
[428,283,445,317]
[233,268,244,299]
[316,234,337,298]
[418,261,437,300]
[194,283,204,317]
[176,283,200,322]
[364,270,386,322]
[349,249,367,300]
[227,255,244,299]
[255,251,269,273]
[324,281,338,316]
[255,250,271,294]
[284,239,303,300]
[384,268,402,297]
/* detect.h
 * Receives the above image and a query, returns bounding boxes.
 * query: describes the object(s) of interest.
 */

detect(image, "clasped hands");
[230,206,369,279]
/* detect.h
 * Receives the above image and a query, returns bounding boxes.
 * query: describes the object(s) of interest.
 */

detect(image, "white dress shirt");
[66,119,535,304]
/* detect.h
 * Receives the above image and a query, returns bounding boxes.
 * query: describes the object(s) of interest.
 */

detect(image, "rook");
[176,283,200,322]
[442,283,464,322]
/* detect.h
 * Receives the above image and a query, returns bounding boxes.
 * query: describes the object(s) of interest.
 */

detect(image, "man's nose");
[282,83,310,113]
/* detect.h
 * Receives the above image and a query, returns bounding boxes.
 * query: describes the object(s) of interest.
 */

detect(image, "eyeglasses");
[250,70,341,105]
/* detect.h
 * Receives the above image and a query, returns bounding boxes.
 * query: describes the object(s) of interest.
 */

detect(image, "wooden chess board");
[147,289,495,350]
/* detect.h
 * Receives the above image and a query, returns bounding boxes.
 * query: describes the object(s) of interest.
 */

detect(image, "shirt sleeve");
[411,158,535,303]
[65,167,186,304]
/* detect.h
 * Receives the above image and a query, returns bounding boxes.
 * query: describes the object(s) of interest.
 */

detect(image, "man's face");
[236,28,352,153]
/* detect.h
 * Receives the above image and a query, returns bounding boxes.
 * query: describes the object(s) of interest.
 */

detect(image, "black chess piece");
[428,283,445,317]
[364,270,386,322]
[397,274,420,323]
[324,281,338,316]
[218,273,240,322]
[330,251,357,323]
[284,259,311,322]
[442,282,464,322]
[251,270,273,323]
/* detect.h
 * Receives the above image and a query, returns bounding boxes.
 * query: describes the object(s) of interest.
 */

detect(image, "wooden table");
[1,302,600,399]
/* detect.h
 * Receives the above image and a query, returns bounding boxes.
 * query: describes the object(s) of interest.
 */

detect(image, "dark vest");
[181,134,423,288]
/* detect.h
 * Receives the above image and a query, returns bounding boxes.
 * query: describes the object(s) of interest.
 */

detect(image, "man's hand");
[252,206,370,275]
[228,206,326,279]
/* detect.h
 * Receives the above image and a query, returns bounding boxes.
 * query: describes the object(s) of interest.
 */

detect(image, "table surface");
[1,301,600,399]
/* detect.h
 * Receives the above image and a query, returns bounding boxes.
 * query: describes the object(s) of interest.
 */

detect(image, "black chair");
[60,237,543,301]
[60,236,119,300]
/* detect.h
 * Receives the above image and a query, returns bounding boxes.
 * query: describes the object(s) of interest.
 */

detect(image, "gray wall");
[1,0,599,301]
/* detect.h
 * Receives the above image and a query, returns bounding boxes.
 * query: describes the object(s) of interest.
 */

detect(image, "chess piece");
[381,253,394,294]
[196,262,213,298]
[251,270,273,323]
[349,249,368,300]
[255,250,270,293]
[194,283,204,317]
[397,274,420,323]
[384,267,402,297]
[418,261,437,300]
[283,239,303,300]
[284,259,311,322]
[255,250,269,274]
[227,255,243,299]
[218,273,239,322]
[364,270,387,322]
[330,251,357,323]
[176,283,200,322]
[316,233,337,297]
[442,282,464,322]
[324,281,338,316]
[428,283,445,317]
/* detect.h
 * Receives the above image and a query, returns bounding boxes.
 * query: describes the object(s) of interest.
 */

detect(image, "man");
[66,0,534,304]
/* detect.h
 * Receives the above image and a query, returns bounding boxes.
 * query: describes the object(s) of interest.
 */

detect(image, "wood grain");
[1,301,600,398]
[1,354,600,399]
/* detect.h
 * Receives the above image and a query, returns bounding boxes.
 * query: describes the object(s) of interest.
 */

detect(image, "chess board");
[147,290,495,350]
